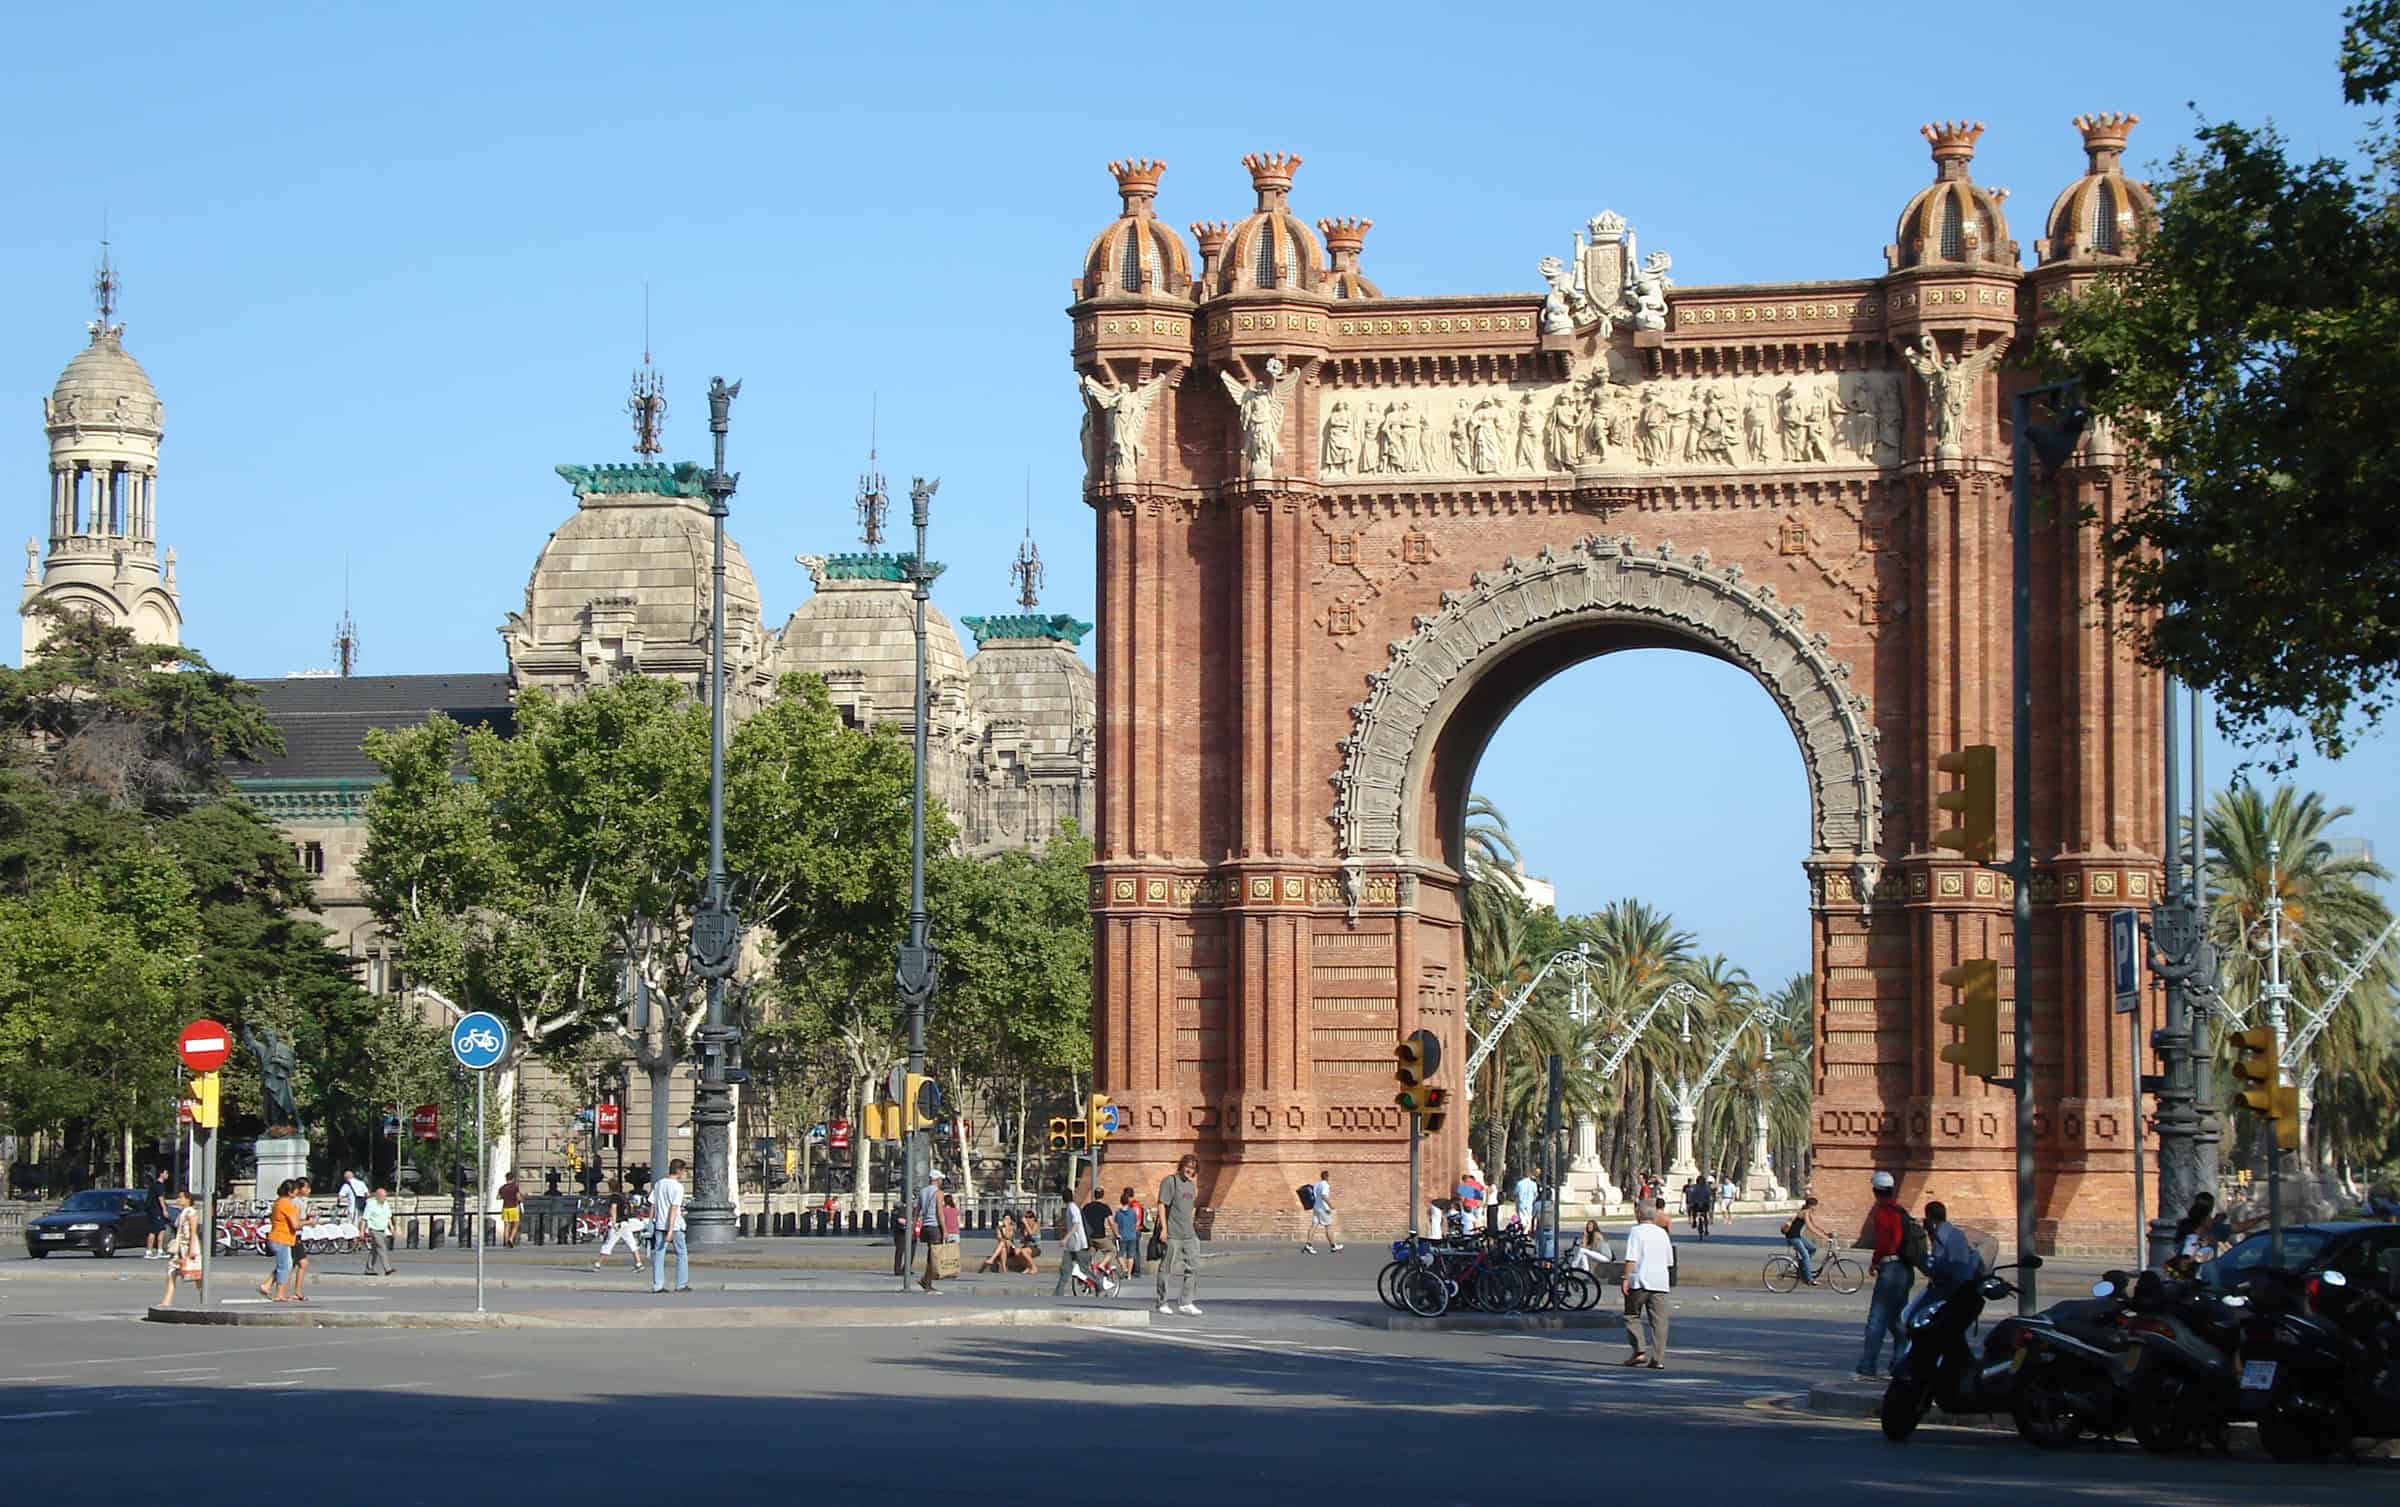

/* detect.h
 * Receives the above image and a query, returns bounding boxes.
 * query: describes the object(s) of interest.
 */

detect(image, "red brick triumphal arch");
[1074,122,2166,1246]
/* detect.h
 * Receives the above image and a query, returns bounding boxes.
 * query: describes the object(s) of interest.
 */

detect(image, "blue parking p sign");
[2109,909,2141,1015]
[451,1011,509,1071]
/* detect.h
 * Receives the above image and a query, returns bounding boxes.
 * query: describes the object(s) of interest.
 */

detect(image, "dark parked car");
[23,1188,153,1258]
[2200,1219,2400,1293]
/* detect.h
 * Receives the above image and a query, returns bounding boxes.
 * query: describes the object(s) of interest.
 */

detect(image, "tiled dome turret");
[2039,113,2155,264]
[1888,121,2018,271]
[1080,159,1192,299]
[1319,218,1382,300]
[1217,153,1323,296]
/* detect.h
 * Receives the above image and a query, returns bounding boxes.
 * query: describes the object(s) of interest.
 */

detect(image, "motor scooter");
[1878,1260,2035,1441]
[2121,1269,2248,1454]
[2002,1271,2140,1448]
[2238,1264,2400,1460]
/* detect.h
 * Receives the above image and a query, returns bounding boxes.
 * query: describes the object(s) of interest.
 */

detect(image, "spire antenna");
[332,557,361,678]
[855,393,889,547]
[91,211,123,340]
[627,282,666,456]
[1011,466,1044,610]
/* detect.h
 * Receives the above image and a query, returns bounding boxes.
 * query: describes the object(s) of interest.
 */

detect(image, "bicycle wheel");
[1557,1267,1602,1312]
[1826,1256,1863,1295]
[1763,1254,1800,1294]
[1397,1266,1449,1318]
[1475,1265,1531,1313]
[1377,1260,1407,1311]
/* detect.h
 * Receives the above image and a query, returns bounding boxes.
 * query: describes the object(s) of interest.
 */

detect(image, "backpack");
[1780,1213,1804,1239]
[1296,1183,1317,1211]
[1899,1211,1929,1271]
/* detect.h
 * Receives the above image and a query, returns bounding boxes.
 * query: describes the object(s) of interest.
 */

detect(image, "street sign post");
[449,1012,509,1314]
[177,1018,231,1309]
[596,1102,621,1137]
[2111,907,2144,1266]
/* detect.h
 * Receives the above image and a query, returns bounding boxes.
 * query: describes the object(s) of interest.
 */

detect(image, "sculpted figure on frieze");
[1080,371,1167,485]
[1219,357,1301,481]
[1322,398,1358,475]
[1901,333,2010,460]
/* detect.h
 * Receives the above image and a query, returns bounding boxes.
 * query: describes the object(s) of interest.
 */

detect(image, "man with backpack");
[1902,1200,1979,1332]
[1856,1169,1919,1378]
[1300,1169,1342,1254]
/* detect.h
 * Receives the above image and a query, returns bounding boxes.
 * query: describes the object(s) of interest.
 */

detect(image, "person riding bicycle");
[1781,1194,1828,1284]
[1684,1175,1715,1240]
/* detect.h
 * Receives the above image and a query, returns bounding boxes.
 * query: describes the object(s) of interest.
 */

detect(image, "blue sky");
[6,1,2390,986]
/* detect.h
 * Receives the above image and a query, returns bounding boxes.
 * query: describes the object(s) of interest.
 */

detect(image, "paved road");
[3,1244,2385,1504]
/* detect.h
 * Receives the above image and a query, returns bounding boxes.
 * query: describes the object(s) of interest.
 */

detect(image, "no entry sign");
[178,1019,232,1074]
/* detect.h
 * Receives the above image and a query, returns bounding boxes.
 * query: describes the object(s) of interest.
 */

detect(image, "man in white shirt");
[339,1169,368,1225]
[916,1170,946,1294]
[1302,1170,1342,1254]
[649,1160,690,1294]
[1513,1170,1538,1232]
[1622,1201,1675,1370]
[1051,1182,1111,1298]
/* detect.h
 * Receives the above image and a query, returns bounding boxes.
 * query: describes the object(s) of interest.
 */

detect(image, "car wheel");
[26,1248,47,1259]
[94,1230,116,1258]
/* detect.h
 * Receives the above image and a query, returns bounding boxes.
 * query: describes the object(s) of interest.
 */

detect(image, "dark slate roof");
[225,673,516,781]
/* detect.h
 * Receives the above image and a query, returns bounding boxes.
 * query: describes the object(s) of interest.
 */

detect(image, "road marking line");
[473,1371,531,1380]
[238,1380,304,1389]
[374,1381,430,1391]
[1,1410,85,1421]
[0,1376,66,1383]
[136,1401,209,1409]
[278,1367,338,1374]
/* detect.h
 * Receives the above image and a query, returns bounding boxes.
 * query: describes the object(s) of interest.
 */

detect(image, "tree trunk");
[648,1059,672,1192]
[1010,1078,1027,1199]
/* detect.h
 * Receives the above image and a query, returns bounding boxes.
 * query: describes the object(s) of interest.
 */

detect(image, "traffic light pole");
[894,480,939,1293]
[1407,1116,1422,1240]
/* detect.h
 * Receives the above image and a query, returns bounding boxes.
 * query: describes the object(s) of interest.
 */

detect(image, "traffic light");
[2273,1085,2301,1151]
[863,1101,902,1142]
[1088,1093,1117,1146]
[1419,1086,1449,1134]
[1069,1118,1089,1151]
[190,1071,220,1129]
[1046,1115,1070,1151]
[1935,959,2000,1080]
[1932,745,1998,864]
[1394,1029,1441,1090]
[2230,1025,2280,1117]
[903,1073,943,1132]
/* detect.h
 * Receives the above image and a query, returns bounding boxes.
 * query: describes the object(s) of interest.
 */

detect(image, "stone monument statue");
[239,1022,310,1196]
[1220,357,1301,480]
[1901,332,2010,463]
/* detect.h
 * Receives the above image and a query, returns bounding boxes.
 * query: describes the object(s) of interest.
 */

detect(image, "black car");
[22,1188,154,1258]
[2199,1219,2400,1293]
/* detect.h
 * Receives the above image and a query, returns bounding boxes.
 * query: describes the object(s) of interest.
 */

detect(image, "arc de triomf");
[1072,117,2164,1247]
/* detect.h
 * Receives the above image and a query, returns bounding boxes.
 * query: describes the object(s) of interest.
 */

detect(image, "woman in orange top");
[258,1179,301,1302]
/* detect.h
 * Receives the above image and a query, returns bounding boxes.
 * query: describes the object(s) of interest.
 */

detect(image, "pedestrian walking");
[339,1167,368,1226]
[498,1170,524,1248]
[157,1189,203,1307]
[289,1178,315,1301]
[1623,1201,1674,1369]
[1114,1187,1142,1276]
[1455,1170,1485,1232]
[1511,1168,1537,1234]
[1302,1169,1343,1254]
[594,1180,646,1271]
[1052,1184,1111,1298]
[258,1179,298,1303]
[1154,1153,1202,1315]
[650,1159,690,1293]
[362,1185,396,1275]
[917,1169,947,1294]
[1856,1170,1916,1378]
[143,1167,172,1259]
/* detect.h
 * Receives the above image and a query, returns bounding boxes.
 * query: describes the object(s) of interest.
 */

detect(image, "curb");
[1803,1377,2015,1431]
[142,1302,1151,1332]
[1384,1310,1624,1332]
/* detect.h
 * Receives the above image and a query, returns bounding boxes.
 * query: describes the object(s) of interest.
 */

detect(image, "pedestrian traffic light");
[1932,745,1997,864]
[1087,1093,1117,1145]
[1419,1086,1449,1134]
[903,1073,943,1132]
[190,1071,220,1130]
[2230,1025,2280,1117]
[1935,959,2000,1080]
[1046,1115,1070,1151]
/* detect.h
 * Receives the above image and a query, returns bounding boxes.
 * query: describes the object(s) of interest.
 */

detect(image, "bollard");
[406,1218,420,1250]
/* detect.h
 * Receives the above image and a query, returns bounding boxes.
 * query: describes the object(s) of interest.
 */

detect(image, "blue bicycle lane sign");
[451,1011,510,1071]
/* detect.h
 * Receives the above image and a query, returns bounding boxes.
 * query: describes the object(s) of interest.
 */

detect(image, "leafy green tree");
[2046,1,2400,760]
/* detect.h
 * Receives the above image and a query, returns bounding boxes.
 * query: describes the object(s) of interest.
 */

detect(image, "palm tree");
[1459,794,1532,1176]
[1698,971,1814,1193]
[2202,785,2396,1182]
[1579,900,1698,1191]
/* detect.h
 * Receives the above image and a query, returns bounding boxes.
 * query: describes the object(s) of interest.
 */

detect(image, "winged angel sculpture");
[1220,357,1303,481]
[1079,372,1167,486]
[1901,333,2010,459]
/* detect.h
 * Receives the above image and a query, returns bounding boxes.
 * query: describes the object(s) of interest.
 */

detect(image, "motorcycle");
[2003,1271,2140,1448]
[2121,1270,2249,1454]
[1878,1260,2036,1441]
[2238,1265,2400,1460]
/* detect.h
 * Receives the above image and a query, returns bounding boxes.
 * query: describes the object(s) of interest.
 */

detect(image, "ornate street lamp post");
[688,376,747,1248]
[893,478,941,1289]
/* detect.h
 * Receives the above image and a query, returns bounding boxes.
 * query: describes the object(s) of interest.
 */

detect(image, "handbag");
[1146,1231,1166,1262]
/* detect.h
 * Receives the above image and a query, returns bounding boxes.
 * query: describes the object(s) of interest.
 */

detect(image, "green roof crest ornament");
[961,613,1093,647]
[800,552,947,584]
[556,461,711,498]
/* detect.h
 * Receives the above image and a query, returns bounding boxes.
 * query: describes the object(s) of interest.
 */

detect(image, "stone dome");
[1318,218,1382,300]
[520,463,763,650]
[2039,113,2154,264]
[774,554,970,721]
[958,614,1096,857]
[1216,153,1323,296]
[1888,121,2018,271]
[47,325,162,434]
[1081,159,1193,299]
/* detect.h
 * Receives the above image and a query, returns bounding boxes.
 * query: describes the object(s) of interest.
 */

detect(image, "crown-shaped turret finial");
[1242,151,1302,209]
[1190,220,1231,254]
[2071,112,2139,171]
[1108,158,1168,215]
[1317,216,1371,255]
[1921,120,1986,179]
